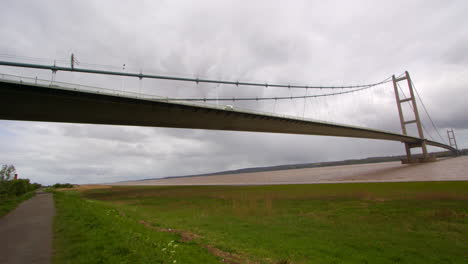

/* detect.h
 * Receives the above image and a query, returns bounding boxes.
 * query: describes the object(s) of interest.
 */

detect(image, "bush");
[0,179,42,198]
[8,179,30,196]
[31,183,42,190]
[52,183,75,189]
[0,164,41,203]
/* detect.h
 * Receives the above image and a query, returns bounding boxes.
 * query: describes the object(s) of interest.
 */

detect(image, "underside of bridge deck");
[0,80,455,153]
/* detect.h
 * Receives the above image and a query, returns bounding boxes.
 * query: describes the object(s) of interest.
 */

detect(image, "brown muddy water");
[116,156,468,186]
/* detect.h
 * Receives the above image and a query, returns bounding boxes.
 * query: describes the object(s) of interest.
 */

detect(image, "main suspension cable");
[0,59,393,90]
[396,83,436,141]
[166,80,390,101]
[410,79,447,144]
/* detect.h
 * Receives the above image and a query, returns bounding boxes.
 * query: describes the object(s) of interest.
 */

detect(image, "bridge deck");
[0,77,454,151]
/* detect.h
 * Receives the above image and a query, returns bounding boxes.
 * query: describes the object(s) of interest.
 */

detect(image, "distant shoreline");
[132,149,466,182]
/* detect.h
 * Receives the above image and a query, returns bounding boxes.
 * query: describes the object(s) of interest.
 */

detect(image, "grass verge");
[81,182,468,264]
[53,191,220,264]
[0,191,36,217]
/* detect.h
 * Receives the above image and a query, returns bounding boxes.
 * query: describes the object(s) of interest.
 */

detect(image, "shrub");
[0,178,41,198]
[31,183,42,190]
[52,183,75,189]
[8,179,31,196]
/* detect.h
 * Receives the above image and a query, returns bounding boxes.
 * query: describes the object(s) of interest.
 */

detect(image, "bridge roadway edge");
[0,80,455,152]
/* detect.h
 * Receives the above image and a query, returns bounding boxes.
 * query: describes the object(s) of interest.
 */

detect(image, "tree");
[0,165,16,181]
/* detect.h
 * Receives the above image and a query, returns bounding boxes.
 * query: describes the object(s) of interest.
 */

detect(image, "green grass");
[56,182,468,264]
[53,191,220,264]
[0,192,35,217]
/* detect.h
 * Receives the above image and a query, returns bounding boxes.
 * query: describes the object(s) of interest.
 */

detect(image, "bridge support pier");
[392,72,433,164]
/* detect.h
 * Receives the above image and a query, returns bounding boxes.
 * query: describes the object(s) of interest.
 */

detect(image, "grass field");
[54,182,468,264]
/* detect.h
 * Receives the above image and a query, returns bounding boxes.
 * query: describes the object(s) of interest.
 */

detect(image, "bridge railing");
[0,72,169,100]
[0,72,362,129]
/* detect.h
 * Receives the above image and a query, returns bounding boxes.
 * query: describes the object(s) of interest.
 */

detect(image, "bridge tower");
[447,128,458,151]
[392,71,432,163]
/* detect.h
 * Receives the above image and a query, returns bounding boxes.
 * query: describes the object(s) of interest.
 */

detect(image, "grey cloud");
[443,36,468,65]
[1,0,467,185]
[61,124,153,143]
[435,114,468,130]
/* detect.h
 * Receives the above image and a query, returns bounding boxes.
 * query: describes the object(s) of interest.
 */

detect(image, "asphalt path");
[0,191,55,264]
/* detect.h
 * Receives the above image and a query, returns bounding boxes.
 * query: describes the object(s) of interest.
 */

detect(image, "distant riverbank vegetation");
[51,183,75,189]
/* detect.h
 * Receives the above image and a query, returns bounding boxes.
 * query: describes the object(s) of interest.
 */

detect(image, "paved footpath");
[0,191,55,264]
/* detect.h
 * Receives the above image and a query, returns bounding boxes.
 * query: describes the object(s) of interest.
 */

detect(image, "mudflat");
[118,156,468,186]
[0,191,55,264]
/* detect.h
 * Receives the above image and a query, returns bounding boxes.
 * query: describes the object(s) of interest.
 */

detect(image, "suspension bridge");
[0,58,459,163]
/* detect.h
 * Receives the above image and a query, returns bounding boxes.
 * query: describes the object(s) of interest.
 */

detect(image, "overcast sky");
[1,0,467,185]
